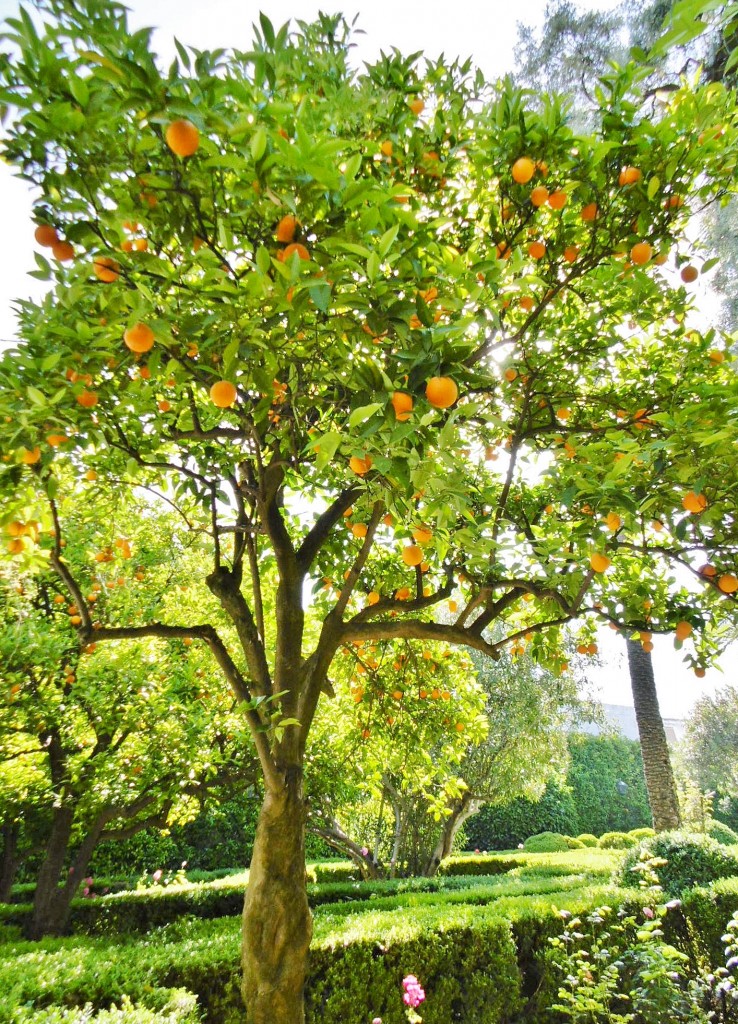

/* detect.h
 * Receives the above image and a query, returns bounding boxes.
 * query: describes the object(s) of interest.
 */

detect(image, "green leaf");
[647,176,660,200]
[348,402,383,428]
[256,245,272,274]
[312,431,341,470]
[27,386,47,407]
[250,128,267,163]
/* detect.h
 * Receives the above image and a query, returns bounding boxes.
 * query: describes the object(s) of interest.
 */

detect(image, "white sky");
[0,0,733,716]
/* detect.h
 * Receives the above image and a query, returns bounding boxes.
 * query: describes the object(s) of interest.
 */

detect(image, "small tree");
[2,3,738,1020]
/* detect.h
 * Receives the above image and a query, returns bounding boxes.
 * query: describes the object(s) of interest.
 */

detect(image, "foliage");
[576,833,598,847]
[618,830,738,895]
[708,820,738,845]
[12,992,202,1024]
[598,830,639,849]
[524,832,571,853]
[684,686,738,798]
[466,784,579,852]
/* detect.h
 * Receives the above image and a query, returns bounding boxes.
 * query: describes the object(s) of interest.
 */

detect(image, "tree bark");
[626,639,681,831]
[25,806,75,939]
[0,821,20,903]
[242,766,312,1024]
[424,792,482,877]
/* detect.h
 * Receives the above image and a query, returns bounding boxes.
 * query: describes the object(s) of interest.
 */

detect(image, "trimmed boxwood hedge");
[617,831,738,896]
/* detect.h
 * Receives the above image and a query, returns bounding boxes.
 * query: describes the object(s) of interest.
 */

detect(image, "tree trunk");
[0,821,20,903]
[424,792,481,877]
[242,766,312,1024]
[626,639,681,831]
[26,806,75,939]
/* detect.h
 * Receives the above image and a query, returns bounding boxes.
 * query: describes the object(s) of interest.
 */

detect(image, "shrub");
[576,833,598,847]
[629,827,656,840]
[707,819,738,846]
[618,831,738,896]
[523,832,570,853]
[562,836,585,849]
[465,784,579,852]
[598,831,637,849]
[13,992,201,1023]
[438,855,518,877]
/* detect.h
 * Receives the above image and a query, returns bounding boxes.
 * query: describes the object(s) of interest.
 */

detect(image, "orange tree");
[2,2,738,1020]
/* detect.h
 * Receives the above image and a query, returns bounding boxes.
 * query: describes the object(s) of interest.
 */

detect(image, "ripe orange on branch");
[425,376,458,409]
[630,242,652,265]
[590,552,611,573]
[718,574,738,594]
[276,215,298,243]
[618,166,642,185]
[124,323,155,353]
[34,224,59,247]
[391,392,413,421]
[682,490,707,514]
[165,119,200,157]
[349,454,372,476]
[511,157,536,184]
[209,380,237,408]
[402,544,423,567]
[93,256,120,282]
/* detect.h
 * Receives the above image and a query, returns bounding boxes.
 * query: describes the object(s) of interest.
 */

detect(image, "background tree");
[2,3,738,1021]
[684,685,738,798]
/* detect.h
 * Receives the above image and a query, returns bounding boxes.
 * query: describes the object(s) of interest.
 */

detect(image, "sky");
[0,0,733,717]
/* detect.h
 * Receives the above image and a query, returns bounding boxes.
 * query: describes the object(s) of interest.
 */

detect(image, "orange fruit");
[630,242,652,265]
[548,190,567,210]
[680,265,699,283]
[511,157,536,184]
[349,454,372,476]
[7,538,24,554]
[93,256,120,282]
[504,367,518,382]
[519,295,535,312]
[121,240,134,252]
[46,433,68,447]
[675,621,692,641]
[276,215,298,243]
[133,238,148,252]
[664,195,684,209]
[76,390,98,408]
[380,140,393,157]
[412,526,432,544]
[124,322,155,353]
[391,391,413,421]
[19,446,41,464]
[618,166,641,185]
[590,552,611,573]
[35,224,59,247]
[352,523,368,539]
[84,469,97,481]
[52,241,75,262]
[158,400,171,412]
[402,544,423,566]
[718,573,738,594]
[530,185,549,207]
[709,349,725,363]
[408,97,424,116]
[367,591,380,605]
[395,586,411,600]
[425,376,458,409]
[604,511,622,532]
[581,202,598,222]
[280,242,310,262]
[642,640,654,653]
[563,245,579,263]
[165,119,200,157]
[694,667,706,678]
[682,490,707,514]
[556,407,571,421]
[528,240,546,260]
[209,380,237,408]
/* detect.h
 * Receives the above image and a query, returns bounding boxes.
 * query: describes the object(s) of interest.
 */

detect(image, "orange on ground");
[93,256,120,283]
[52,241,75,261]
[35,224,59,247]
[590,552,611,573]
[682,490,707,514]
[630,242,652,265]
[548,190,567,210]
[210,380,237,408]
[530,186,548,207]
[581,202,598,222]
[276,215,298,243]
[391,391,413,421]
[402,544,423,567]
[425,376,458,409]
[618,166,641,185]
[349,454,372,476]
[680,265,699,283]
[718,573,738,594]
[165,119,200,157]
[124,323,155,354]
[528,240,546,260]
[675,621,693,641]
[511,157,536,184]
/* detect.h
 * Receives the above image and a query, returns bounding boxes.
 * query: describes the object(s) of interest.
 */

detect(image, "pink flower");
[83,887,90,896]
[643,907,655,919]
[372,1019,382,1024]
[152,869,163,882]
[84,876,93,886]
[361,847,369,857]
[402,975,425,1009]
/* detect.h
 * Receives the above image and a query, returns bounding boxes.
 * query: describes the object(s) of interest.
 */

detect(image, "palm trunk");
[626,639,681,831]
[0,821,20,903]
[242,765,312,1024]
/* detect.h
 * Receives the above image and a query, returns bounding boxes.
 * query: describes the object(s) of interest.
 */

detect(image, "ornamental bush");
[618,831,738,896]
[523,832,571,853]
[598,830,638,849]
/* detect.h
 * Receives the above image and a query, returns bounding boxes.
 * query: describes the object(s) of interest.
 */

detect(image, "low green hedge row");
[12,991,201,1023]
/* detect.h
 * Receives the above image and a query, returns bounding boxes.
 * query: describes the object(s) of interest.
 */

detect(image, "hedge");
[617,831,738,896]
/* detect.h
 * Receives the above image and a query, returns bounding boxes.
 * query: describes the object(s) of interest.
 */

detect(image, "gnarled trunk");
[0,821,20,903]
[242,766,312,1024]
[626,639,681,831]
[424,791,481,877]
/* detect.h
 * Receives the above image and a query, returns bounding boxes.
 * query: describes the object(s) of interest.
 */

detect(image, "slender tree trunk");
[626,639,681,831]
[424,792,481,877]
[0,821,20,902]
[242,765,312,1024]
